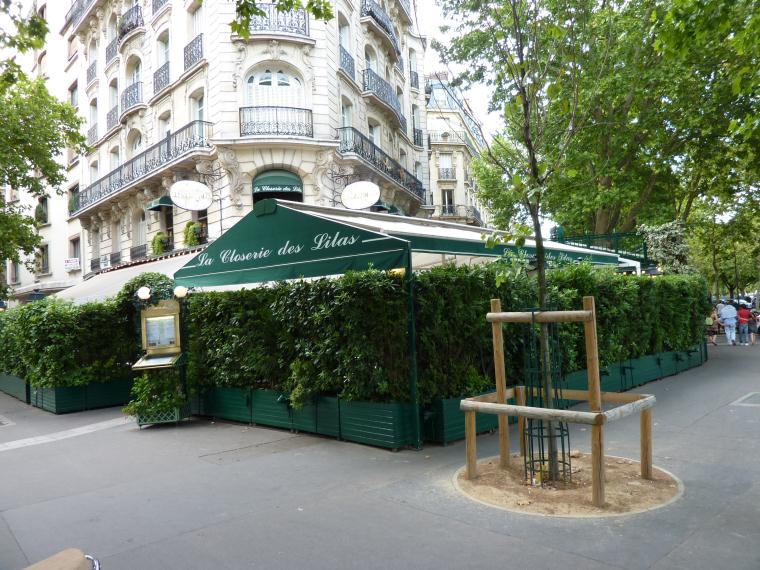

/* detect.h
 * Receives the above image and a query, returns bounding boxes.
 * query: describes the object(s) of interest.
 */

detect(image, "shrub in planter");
[183,222,200,247]
[151,232,167,256]
[123,370,186,418]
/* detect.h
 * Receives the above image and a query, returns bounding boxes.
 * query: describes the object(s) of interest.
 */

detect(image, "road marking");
[0,417,129,453]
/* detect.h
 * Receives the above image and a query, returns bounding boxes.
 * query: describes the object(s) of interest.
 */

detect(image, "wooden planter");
[338,400,414,450]
[424,396,499,445]
[205,386,253,423]
[29,379,133,414]
[0,373,29,403]
[251,389,293,429]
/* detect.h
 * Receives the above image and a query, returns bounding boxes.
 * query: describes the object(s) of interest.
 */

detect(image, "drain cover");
[730,392,760,407]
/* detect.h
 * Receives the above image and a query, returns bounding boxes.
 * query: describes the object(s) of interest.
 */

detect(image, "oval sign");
[169,180,213,211]
[341,181,381,210]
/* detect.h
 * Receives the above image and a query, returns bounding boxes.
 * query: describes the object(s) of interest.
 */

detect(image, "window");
[399,149,407,169]
[68,185,79,214]
[9,261,19,284]
[368,121,379,145]
[439,153,452,169]
[37,244,50,275]
[157,33,170,65]
[364,48,376,72]
[133,210,146,246]
[338,16,350,49]
[109,82,118,108]
[89,100,98,125]
[69,82,78,109]
[414,161,422,181]
[191,5,203,35]
[412,104,420,128]
[158,113,171,137]
[245,70,303,107]
[194,95,204,121]
[131,133,142,155]
[442,189,454,214]
[7,187,19,202]
[341,100,352,128]
[109,148,120,170]
[90,161,99,182]
[36,197,49,225]
[409,49,417,73]
[130,60,141,84]
[69,237,81,264]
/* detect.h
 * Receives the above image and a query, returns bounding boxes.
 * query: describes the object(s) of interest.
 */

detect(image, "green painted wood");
[315,396,340,437]
[30,386,87,414]
[86,379,134,409]
[0,374,28,402]
[423,396,499,445]
[339,400,414,449]
[252,389,292,429]
[291,399,318,433]
[206,386,252,423]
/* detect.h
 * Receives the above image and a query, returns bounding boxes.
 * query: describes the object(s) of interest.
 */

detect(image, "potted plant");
[183,222,199,247]
[151,232,167,256]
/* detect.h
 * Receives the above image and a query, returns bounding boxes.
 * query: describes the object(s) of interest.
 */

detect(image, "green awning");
[253,170,303,194]
[174,200,409,287]
[146,196,173,211]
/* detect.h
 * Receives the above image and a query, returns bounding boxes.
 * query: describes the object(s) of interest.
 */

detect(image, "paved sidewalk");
[1,345,759,569]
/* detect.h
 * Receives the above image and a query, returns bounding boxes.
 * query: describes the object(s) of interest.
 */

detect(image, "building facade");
[426,73,489,227]
[6,1,490,301]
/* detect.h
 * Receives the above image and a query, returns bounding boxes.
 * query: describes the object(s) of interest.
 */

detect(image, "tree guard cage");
[173,199,620,450]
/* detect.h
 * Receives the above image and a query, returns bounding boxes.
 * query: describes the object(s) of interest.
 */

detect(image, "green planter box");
[339,400,414,450]
[291,398,318,433]
[29,379,133,414]
[252,389,292,429]
[314,395,340,437]
[0,373,29,403]
[423,396,498,445]
[86,378,133,409]
[137,401,192,427]
[205,386,252,423]
[630,355,662,386]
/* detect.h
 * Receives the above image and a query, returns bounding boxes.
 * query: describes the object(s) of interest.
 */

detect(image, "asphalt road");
[1,344,759,569]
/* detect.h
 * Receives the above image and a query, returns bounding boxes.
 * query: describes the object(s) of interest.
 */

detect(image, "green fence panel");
[291,399,318,433]
[85,378,133,410]
[252,389,292,429]
[314,396,340,437]
[30,386,87,414]
[339,400,414,449]
[205,386,253,423]
[423,396,499,445]
[0,373,29,403]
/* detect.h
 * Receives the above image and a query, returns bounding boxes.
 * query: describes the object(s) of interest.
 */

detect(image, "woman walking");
[720,302,738,346]
[738,302,753,346]
[707,308,719,346]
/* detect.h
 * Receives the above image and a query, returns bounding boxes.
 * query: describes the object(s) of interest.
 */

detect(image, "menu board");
[145,315,177,348]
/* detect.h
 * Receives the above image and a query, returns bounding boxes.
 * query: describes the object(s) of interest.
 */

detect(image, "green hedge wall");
[0,264,709,402]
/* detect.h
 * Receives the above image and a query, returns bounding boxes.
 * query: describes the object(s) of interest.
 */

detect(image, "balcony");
[118,5,144,40]
[130,244,147,261]
[395,56,404,77]
[89,257,100,272]
[120,82,144,119]
[248,4,309,37]
[71,120,213,216]
[413,128,423,147]
[428,130,479,156]
[154,61,170,94]
[396,0,412,23]
[360,0,400,56]
[438,167,456,180]
[87,124,98,145]
[184,34,203,71]
[239,106,313,137]
[337,127,424,203]
[410,70,419,90]
[339,45,355,81]
[106,105,119,131]
[434,204,484,226]
[86,61,97,85]
[109,251,122,266]
[362,69,406,131]
[105,37,118,66]
[153,0,169,13]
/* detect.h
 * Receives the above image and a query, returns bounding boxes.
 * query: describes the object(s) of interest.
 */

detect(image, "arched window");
[246,69,304,107]
[157,31,170,66]
[364,47,377,73]
[126,58,141,85]
[127,130,142,157]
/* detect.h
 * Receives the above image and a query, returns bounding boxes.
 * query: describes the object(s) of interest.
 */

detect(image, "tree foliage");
[223,0,333,37]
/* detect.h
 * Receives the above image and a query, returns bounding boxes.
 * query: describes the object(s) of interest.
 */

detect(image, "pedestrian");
[720,302,738,345]
[751,309,759,346]
[706,308,719,346]
[738,302,753,346]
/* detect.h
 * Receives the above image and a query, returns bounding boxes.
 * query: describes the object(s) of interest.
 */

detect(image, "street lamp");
[173,285,188,299]
[136,286,151,300]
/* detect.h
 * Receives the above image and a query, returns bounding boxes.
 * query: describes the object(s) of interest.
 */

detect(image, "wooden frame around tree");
[460,296,655,507]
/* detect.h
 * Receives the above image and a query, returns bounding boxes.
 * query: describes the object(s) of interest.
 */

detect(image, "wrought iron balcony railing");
[105,37,118,65]
[239,106,314,137]
[72,120,213,215]
[86,61,97,85]
[413,128,423,147]
[438,167,456,180]
[362,68,406,131]
[118,5,144,39]
[90,257,100,272]
[106,105,119,131]
[130,244,147,261]
[87,124,98,145]
[184,34,203,70]
[65,0,86,29]
[248,4,309,36]
[153,0,169,13]
[340,45,355,81]
[360,0,400,55]
[435,204,483,225]
[397,0,412,20]
[410,70,419,89]
[154,62,170,93]
[337,127,424,202]
[109,251,122,266]
[120,82,143,115]
[428,130,479,155]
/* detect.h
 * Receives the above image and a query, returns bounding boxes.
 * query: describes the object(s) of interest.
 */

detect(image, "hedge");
[0,264,709,404]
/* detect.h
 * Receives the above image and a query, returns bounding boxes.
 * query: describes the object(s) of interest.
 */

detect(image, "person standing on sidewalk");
[720,302,738,345]
[738,302,753,346]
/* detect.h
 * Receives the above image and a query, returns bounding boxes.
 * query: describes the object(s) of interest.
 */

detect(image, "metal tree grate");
[521,312,572,486]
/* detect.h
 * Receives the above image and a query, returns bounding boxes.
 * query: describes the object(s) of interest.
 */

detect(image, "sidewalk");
[0,345,758,569]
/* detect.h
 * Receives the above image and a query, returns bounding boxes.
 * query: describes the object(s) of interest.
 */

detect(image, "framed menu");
[140,300,182,356]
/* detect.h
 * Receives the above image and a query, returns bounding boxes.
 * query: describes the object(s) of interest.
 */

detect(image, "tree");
[637,220,691,274]
[0,4,86,299]
[225,0,333,37]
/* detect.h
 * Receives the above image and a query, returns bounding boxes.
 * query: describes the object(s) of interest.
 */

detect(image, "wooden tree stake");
[490,299,510,468]
[640,408,653,480]
[465,410,478,479]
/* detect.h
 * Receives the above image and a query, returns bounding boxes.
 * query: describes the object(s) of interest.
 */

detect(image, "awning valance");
[146,196,174,211]
[253,170,303,194]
